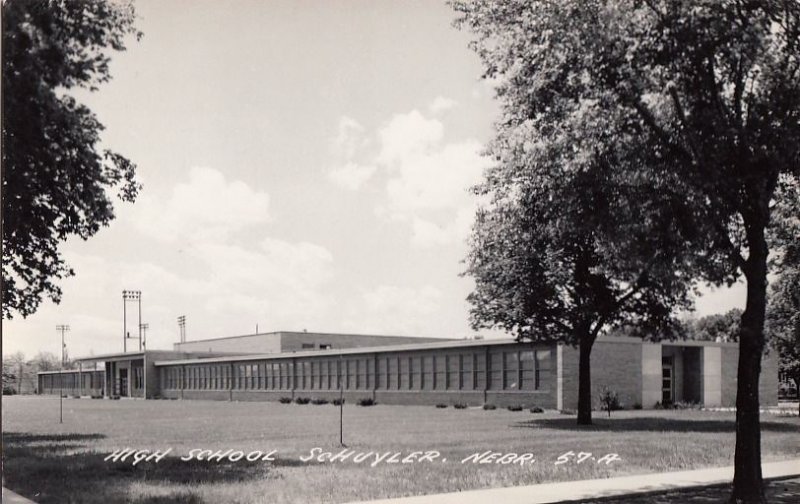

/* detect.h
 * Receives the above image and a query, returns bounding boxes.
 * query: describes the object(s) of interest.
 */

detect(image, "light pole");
[177,315,186,343]
[122,290,141,352]
[56,324,69,423]
[140,323,149,400]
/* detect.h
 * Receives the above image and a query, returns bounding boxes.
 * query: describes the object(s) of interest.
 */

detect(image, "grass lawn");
[2,396,799,503]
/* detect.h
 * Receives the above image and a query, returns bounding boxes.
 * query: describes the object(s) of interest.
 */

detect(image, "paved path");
[1,487,37,504]
[351,459,800,504]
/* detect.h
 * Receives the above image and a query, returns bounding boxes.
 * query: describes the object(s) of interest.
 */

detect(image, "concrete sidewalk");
[351,459,800,504]
[2,487,37,504]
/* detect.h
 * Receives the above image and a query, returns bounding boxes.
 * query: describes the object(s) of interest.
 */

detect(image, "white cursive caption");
[104,447,622,466]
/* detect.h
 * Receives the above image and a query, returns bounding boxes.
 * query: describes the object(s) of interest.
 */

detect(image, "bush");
[311,398,329,405]
[2,387,17,395]
[279,397,293,404]
[453,403,468,409]
[599,387,620,417]
[482,403,496,410]
[530,406,545,413]
[295,397,311,405]
[435,403,448,409]
[91,394,103,399]
[560,408,576,415]
[332,398,345,406]
[633,402,643,410]
[507,405,523,412]
[357,397,375,406]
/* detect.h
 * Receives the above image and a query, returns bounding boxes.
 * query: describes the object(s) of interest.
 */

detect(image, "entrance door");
[662,356,673,404]
[119,369,128,397]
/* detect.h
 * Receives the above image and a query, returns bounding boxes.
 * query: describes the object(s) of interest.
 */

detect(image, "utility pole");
[56,324,69,423]
[122,290,141,352]
[140,323,149,400]
[339,353,344,447]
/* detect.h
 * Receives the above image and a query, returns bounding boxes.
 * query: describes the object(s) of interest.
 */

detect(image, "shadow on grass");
[3,431,294,504]
[513,417,800,433]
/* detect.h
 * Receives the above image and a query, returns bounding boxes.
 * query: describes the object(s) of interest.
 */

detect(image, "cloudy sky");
[4,0,745,358]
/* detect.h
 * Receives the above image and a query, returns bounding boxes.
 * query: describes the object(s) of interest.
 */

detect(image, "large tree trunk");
[730,224,768,504]
[577,334,594,425]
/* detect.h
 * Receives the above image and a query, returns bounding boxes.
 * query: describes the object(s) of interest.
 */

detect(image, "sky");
[3,0,746,359]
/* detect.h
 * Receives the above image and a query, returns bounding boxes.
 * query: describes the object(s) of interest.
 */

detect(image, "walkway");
[1,487,37,504]
[351,459,800,504]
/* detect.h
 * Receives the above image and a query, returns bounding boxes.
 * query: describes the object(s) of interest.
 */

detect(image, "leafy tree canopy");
[688,308,743,342]
[2,0,142,319]
[453,0,798,498]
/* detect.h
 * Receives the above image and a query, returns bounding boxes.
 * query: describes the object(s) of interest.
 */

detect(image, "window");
[410,357,420,390]
[435,356,447,390]
[520,351,535,389]
[504,351,518,390]
[422,356,433,390]
[447,355,459,390]
[302,343,315,349]
[536,350,550,390]
[460,354,473,390]
[489,351,503,390]
[377,358,387,390]
[319,344,332,349]
[399,358,409,389]
[388,358,398,390]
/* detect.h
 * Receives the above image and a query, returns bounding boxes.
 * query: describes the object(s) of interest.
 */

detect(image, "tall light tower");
[139,323,149,350]
[122,290,142,351]
[56,324,70,423]
[177,315,186,343]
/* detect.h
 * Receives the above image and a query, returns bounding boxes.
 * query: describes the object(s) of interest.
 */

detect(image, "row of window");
[160,348,552,392]
[39,371,103,392]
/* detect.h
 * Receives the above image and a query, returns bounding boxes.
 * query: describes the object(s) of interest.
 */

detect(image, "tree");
[453,1,799,501]
[464,127,698,425]
[767,182,800,415]
[3,351,27,393]
[2,0,142,319]
[689,309,743,342]
[31,351,60,372]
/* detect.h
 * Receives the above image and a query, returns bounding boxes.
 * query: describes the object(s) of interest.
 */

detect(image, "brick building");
[37,331,779,409]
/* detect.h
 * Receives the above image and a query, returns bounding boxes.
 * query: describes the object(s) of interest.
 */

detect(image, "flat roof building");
[37,331,778,410]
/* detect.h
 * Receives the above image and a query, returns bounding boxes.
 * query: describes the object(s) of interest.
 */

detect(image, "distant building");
[37,331,778,409]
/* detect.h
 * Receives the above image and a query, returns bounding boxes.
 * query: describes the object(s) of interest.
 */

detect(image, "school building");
[37,331,779,409]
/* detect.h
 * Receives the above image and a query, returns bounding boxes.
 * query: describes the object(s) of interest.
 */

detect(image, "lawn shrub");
[530,406,545,413]
[453,403,468,409]
[90,395,103,399]
[633,402,643,410]
[279,397,293,404]
[332,398,345,406]
[357,398,375,406]
[482,403,496,410]
[435,403,448,408]
[295,397,311,405]
[72,395,81,399]
[599,387,620,417]
[507,405,523,412]
[560,408,576,415]
[311,398,329,405]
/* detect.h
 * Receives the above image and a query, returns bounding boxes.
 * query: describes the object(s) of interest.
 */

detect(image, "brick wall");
[561,339,643,411]
[721,345,778,407]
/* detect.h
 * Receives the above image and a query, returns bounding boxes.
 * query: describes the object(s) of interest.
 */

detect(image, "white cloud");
[130,166,270,242]
[328,162,377,191]
[429,96,458,114]
[376,110,444,166]
[374,109,489,247]
[332,116,367,159]
[341,284,444,336]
